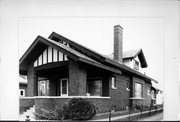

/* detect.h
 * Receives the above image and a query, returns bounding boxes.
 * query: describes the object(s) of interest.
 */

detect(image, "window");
[126,81,130,91]
[135,82,143,98]
[87,78,102,96]
[60,78,68,96]
[38,80,49,96]
[133,60,139,71]
[111,77,116,89]
[19,89,25,97]
[147,87,151,95]
[151,90,155,99]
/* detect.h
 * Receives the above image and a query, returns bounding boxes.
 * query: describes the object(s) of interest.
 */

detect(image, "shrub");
[35,106,63,120]
[135,105,141,110]
[62,98,97,120]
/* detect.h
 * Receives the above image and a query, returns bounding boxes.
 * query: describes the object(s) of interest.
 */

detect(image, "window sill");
[112,87,117,90]
[126,88,130,91]
[30,96,111,99]
[130,97,145,100]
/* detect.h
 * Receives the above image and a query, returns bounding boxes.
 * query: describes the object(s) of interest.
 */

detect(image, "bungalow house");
[19,25,158,113]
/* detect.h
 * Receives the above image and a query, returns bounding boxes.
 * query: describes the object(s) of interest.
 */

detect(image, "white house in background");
[19,75,27,97]
[156,89,163,105]
[151,81,163,105]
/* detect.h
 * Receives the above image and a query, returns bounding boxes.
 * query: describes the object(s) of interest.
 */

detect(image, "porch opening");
[87,78,102,96]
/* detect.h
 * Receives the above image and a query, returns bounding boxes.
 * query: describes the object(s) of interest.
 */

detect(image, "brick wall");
[49,79,57,96]
[35,97,111,114]
[132,77,152,107]
[27,63,38,96]
[109,74,130,110]
[68,60,87,96]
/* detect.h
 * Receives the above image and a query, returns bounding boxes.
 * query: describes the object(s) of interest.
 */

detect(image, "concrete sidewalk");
[91,108,163,121]
[136,112,163,121]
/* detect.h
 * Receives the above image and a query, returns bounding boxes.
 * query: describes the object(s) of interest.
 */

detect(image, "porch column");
[69,60,87,96]
[27,63,38,96]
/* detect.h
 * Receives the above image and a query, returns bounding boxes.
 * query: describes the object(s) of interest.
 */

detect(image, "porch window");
[87,78,102,96]
[135,82,143,98]
[38,80,49,96]
[60,78,68,96]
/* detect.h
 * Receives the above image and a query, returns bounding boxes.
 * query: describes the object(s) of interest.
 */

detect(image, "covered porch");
[28,59,112,98]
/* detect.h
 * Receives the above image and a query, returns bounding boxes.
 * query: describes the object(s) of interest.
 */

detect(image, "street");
[136,112,163,121]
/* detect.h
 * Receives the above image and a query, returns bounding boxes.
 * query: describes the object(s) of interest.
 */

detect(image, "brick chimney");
[114,25,123,64]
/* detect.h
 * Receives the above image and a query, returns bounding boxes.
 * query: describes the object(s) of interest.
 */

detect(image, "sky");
[19,17,164,89]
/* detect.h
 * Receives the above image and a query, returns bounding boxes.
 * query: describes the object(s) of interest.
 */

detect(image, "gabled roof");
[19,32,157,84]
[48,32,157,83]
[106,49,148,68]
[19,36,122,75]
[123,49,148,68]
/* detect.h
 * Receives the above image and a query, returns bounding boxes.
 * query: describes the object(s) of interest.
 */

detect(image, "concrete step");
[19,105,35,121]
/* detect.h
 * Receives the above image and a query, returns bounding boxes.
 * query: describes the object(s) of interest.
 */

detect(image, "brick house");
[19,25,158,113]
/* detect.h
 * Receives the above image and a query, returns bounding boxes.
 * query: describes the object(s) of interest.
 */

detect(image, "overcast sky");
[19,17,164,89]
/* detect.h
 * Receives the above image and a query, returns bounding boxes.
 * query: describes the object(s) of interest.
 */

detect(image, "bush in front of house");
[62,98,97,120]
[35,106,63,120]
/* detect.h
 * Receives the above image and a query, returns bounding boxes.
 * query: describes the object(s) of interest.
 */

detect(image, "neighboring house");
[156,89,163,105]
[151,86,157,105]
[19,75,27,97]
[19,25,158,113]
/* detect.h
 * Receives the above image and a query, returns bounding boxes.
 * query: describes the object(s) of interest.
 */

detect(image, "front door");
[60,78,68,96]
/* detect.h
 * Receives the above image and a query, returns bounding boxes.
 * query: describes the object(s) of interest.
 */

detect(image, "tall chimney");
[114,25,123,64]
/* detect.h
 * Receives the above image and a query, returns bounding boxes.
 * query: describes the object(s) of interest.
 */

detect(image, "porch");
[27,59,112,98]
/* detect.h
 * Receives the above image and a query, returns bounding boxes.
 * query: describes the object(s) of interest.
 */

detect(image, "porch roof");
[19,36,122,75]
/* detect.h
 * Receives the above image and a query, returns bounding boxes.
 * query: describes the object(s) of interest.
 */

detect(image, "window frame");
[60,78,68,96]
[38,79,50,96]
[87,77,102,96]
[126,81,130,91]
[134,82,143,98]
[111,77,117,89]
[133,59,139,71]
